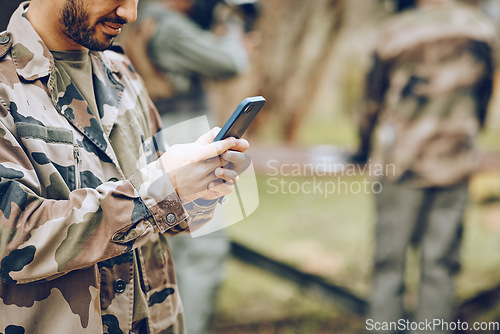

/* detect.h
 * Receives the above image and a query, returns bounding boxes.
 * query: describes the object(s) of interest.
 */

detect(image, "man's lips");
[101,22,124,35]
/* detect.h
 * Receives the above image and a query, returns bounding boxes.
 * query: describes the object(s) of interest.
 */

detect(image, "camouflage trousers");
[368,180,467,334]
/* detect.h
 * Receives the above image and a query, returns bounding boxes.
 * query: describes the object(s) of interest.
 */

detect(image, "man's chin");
[99,37,115,50]
[85,36,115,51]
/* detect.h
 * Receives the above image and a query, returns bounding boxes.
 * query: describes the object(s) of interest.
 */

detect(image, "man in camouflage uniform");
[0,1,249,333]
[355,0,496,331]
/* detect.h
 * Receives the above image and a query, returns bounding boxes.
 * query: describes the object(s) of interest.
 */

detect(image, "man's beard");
[59,0,126,51]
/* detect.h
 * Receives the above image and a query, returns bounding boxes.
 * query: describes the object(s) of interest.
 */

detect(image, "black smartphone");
[213,96,266,142]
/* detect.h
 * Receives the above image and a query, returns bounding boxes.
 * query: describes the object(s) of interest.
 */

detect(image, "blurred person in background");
[122,0,253,126]
[120,0,257,333]
[352,0,496,332]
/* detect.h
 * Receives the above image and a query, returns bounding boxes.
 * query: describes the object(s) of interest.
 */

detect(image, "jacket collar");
[7,2,54,82]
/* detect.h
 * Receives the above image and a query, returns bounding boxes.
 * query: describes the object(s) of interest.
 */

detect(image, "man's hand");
[159,127,249,204]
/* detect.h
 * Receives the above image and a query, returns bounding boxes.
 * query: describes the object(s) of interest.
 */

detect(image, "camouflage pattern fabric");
[358,2,496,187]
[0,3,217,333]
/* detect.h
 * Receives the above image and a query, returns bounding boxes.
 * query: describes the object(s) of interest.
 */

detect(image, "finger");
[201,156,226,173]
[195,137,237,161]
[221,151,246,167]
[195,127,221,145]
[215,167,239,182]
[231,138,249,153]
[200,162,221,179]
[206,179,235,198]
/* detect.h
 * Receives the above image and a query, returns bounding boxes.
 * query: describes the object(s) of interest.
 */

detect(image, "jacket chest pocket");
[109,105,152,179]
[16,122,78,199]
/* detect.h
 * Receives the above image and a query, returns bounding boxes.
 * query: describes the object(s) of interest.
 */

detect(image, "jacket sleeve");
[356,52,391,157]
[471,40,495,128]
[0,110,187,284]
[148,11,249,79]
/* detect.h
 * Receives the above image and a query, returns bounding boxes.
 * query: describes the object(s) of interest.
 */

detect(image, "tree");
[209,0,345,142]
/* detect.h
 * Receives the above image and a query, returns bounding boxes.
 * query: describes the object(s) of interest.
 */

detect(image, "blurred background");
[2,0,500,333]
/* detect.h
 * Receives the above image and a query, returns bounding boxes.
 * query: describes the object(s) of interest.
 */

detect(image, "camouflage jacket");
[358,2,496,187]
[0,3,217,333]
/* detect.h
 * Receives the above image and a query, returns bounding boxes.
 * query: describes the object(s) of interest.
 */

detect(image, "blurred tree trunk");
[209,0,344,142]
[253,0,344,142]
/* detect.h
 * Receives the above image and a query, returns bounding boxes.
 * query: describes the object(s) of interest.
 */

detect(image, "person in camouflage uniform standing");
[354,0,496,331]
[0,1,249,333]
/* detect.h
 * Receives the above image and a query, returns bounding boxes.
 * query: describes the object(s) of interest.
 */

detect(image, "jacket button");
[113,279,126,293]
[0,35,10,45]
[166,213,176,225]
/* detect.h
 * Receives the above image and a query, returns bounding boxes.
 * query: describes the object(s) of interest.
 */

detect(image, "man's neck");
[25,2,85,51]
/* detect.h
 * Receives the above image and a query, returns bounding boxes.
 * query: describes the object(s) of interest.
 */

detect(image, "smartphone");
[213,96,266,142]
